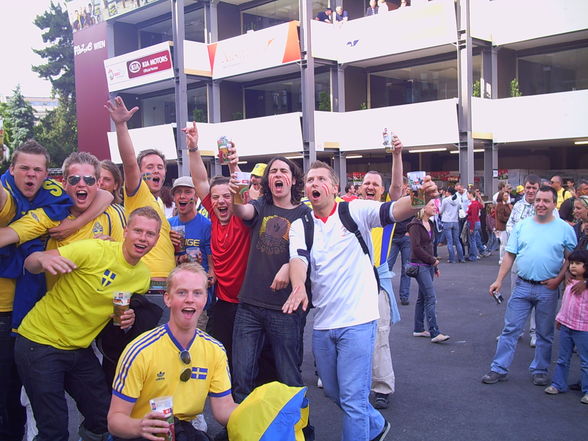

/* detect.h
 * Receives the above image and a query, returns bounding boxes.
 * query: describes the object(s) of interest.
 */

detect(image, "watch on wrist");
[188,147,198,152]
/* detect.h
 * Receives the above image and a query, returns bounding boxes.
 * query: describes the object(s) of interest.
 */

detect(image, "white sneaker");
[317,377,323,388]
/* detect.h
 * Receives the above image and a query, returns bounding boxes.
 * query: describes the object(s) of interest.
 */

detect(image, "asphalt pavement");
[60,246,586,441]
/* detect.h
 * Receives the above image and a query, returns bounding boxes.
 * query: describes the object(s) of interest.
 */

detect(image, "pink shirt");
[556,280,588,331]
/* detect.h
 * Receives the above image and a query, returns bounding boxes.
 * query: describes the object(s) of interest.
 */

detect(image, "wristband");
[188,147,198,152]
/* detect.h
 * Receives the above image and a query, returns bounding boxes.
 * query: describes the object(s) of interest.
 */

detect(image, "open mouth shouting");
[364,189,377,200]
[76,189,88,204]
[181,307,197,320]
[309,188,321,202]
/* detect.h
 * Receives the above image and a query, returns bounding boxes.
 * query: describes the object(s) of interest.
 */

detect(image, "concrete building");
[69,0,588,193]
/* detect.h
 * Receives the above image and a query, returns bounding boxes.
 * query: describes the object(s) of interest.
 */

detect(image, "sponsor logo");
[346,39,359,47]
[126,50,172,79]
[156,371,166,381]
[30,212,40,222]
[92,222,104,235]
[74,40,106,56]
[101,269,117,287]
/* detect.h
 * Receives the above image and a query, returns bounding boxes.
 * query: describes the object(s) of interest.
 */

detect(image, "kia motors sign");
[104,42,174,92]
[127,50,172,78]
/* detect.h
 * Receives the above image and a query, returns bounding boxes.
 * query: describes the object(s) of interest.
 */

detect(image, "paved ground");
[58,246,586,440]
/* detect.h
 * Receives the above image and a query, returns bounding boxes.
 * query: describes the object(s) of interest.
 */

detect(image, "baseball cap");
[516,185,524,193]
[172,176,195,192]
[251,163,267,177]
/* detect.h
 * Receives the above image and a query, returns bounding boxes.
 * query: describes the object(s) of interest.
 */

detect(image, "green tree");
[3,85,36,148]
[33,1,77,164]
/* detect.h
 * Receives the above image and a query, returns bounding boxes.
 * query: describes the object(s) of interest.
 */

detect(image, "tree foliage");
[3,85,36,148]
[33,1,77,166]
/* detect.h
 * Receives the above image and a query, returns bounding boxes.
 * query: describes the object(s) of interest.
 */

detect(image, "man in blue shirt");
[483,186,577,386]
[168,176,214,323]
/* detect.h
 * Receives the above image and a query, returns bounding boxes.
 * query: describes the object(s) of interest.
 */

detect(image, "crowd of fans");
[0,95,586,441]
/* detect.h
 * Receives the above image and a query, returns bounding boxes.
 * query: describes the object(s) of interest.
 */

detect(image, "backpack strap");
[338,202,381,289]
[300,212,315,307]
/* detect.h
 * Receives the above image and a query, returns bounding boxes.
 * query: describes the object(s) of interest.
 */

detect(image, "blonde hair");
[166,262,207,291]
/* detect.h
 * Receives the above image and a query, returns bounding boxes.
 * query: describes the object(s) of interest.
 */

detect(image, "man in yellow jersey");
[14,206,160,441]
[0,143,112,440]
[0,152,125,290]
[358,137,404,411]
[106,96,176,323]
[108,263,236,441]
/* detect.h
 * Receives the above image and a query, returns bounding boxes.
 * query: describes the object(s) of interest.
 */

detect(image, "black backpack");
[300,202,382,300]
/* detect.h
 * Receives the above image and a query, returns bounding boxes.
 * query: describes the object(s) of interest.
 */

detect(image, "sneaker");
[413,330,431,338]
[481,371,507,384]
[371,420,391,441]
[374,392,390,409]
[581,394,588,405]
[544,385,560,395]
[532,373,549,386]
[530,334,537,348]
[317,377,323,388]
[431,333,450,343]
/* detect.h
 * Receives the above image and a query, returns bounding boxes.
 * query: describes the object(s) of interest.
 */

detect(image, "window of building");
[241,0,324,32]
[141,86,207,126]
[243,71,330,118]
[139,6,205,48]
[369,58,460,108]
[518,46,588,96]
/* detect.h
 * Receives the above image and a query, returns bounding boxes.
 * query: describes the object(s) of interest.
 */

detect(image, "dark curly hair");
[261,156,304,205]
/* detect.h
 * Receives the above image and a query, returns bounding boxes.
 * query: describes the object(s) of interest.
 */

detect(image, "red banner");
[127,50,172,79]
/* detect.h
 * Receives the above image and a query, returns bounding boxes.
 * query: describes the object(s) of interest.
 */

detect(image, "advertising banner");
[209,21,300,80]
[104,42,174,92]
[184,40,212,77]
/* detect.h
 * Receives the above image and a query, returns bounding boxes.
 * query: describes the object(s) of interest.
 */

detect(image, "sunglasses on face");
[67,175,97,186]
[179,350,192,382]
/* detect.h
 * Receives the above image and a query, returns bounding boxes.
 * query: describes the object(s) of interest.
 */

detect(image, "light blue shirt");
[506,216,577,281]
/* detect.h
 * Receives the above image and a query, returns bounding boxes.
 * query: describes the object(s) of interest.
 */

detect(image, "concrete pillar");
[457,0,474,186]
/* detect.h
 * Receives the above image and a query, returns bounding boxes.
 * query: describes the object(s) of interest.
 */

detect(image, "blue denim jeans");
[387,235,412,301]
[232,303,304,403]
[414,266,440,338]
[14,335,110,441]
[550,325,588,394]
[467,221,485,259]
[0,312,26,441]
[442,221,464,262]
[313,321,385,441]
[491,278,558,375]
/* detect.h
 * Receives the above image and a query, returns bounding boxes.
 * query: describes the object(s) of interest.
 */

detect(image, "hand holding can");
[113,292,132,326]
[233,171,251,205]
[171,225,186,254]
[149,396,175,441]
[407,171,426,209]
[217,136,231,165]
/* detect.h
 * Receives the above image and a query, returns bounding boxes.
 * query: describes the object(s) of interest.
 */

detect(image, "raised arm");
[105,97,141,195]
[184,122,211,201]
[391,176,438,222]
[388,135,403,201]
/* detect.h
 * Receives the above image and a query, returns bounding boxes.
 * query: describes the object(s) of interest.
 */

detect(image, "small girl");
[544,249,588,404]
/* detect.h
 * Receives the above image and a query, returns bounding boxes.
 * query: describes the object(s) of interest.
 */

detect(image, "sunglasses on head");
[67,175,97,186]
[179,350,192,382]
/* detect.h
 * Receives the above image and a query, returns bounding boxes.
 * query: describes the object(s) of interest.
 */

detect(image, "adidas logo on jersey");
[156,371,166,381]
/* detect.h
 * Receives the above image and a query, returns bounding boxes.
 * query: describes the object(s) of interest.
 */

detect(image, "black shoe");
[400,299,409,305]
[374,392,390,409]
[481,371,507,384]
[532,373,549,386]
[371,420,391,441]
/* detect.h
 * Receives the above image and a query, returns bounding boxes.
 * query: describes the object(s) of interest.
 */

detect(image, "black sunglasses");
[67,175,97,186]
[179,350,191,382]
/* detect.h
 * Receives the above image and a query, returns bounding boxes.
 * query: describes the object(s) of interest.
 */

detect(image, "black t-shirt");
[239,199,310,310]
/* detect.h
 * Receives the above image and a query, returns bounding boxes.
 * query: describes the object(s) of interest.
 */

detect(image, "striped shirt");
[557,281,588,332]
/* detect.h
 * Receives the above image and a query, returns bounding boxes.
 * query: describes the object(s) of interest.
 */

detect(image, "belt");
[518,276,543,285]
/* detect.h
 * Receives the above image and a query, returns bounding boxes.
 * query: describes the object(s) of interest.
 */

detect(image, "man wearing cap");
[247,163,266,202]
[168,176,214,327]
[514,185,525,204]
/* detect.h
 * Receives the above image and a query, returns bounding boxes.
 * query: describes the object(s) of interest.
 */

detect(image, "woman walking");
[407,199,450,343]
[495,191,512,264]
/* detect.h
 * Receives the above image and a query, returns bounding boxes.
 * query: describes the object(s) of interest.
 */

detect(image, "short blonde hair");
[166,262,207,291]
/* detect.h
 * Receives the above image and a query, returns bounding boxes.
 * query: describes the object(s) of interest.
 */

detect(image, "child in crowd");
[544,249,588,404]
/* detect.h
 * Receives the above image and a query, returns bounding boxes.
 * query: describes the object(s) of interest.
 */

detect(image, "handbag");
[405,264,420,278]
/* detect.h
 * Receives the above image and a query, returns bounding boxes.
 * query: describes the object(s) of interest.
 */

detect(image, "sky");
[0,0,60,98]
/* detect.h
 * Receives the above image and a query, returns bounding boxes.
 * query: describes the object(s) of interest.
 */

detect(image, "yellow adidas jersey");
[18,240,150,350]
[124,180,175,278]
[112,325,231,421]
